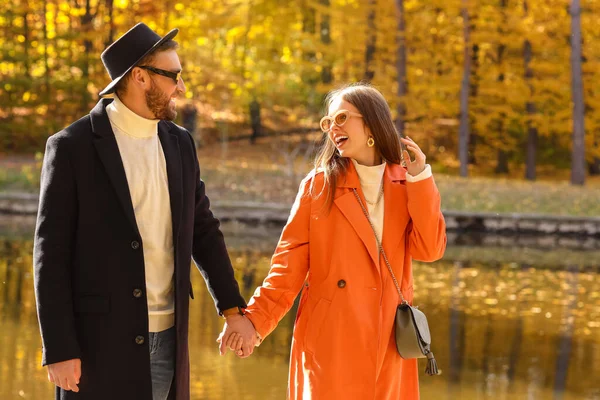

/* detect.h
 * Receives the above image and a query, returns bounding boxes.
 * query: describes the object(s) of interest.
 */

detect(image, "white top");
[352,159,433,244]
[106,96,175,333]
[352,159,386,241]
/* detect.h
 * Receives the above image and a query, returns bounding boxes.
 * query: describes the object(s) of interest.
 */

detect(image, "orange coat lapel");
[333,161,381,273]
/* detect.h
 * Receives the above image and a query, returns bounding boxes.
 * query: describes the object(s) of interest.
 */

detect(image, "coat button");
[337,279,346,288]
[131,241,140,250]
[135,335,145,345]
[133,289,142,298]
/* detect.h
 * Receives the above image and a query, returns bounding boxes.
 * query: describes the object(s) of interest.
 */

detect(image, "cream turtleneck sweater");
[352,159,432,243]
[106,96,175,333]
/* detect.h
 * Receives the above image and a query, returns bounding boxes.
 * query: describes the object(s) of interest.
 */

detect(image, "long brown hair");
[309,83,403,212]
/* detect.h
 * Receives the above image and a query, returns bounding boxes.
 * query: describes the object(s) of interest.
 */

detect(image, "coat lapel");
[334,161,380,272]
[91,99,140,235]
[158,121,182,246]
[333,162,409,275]
[381,163,408,266]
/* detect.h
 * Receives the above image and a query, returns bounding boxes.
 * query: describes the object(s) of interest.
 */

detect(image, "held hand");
[401,136,426,177]
[47,358,81,392]
[216,315,257,358]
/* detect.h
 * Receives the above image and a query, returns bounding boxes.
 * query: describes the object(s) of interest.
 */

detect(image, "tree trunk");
[302,1,316,33]
[23,1,30,79]
[459,1,471,177]
[395,0,407,137]
[239,0,253,84]
[524,97,538,180]
[105,0,114,47]
[4,6,15,123]
[524,0,538,181]
[495,150,509,174]
[589,156,600,175]
[320,0,332,84]
[301,1,318,106]
[163,0,171,31]
[570,0,585,185]
[249,99,261,145]
[469,42,479,165]
[43,0,50,99]
[494,0,508,175]
[81,0,94,110]
[68,0,74,67]
[43,0,54,132]
[363,0,376,82]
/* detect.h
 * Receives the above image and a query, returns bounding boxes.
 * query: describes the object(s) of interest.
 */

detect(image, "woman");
[224,83,446,399]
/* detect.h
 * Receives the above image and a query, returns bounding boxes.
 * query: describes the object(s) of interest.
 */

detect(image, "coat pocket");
[305,297,332,355]
[74,295,110,314]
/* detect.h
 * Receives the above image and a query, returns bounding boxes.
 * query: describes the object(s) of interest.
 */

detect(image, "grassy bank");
[0,154,41,193]
[3,138,600,217]
[195,137,600,218]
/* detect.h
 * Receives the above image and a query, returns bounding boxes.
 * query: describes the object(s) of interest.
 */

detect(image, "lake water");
[1,217,599,399]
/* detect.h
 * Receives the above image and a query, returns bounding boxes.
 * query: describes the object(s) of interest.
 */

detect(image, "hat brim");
[99,28,179,98]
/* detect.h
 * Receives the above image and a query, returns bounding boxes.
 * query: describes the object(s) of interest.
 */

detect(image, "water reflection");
[1,225,599,399]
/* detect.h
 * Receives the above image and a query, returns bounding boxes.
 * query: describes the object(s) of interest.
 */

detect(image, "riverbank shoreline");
[3,191,600,237]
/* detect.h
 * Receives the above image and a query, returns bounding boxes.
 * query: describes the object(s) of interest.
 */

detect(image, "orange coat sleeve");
[406,175,447,262]
[244,175,312,339]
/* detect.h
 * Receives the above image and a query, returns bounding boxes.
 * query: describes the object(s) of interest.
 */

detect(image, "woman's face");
[326,97,376,165]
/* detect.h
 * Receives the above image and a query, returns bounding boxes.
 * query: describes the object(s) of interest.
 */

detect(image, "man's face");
[144,50,186,121]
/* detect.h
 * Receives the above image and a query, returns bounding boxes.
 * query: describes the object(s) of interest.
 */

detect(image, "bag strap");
[352,189,408,305]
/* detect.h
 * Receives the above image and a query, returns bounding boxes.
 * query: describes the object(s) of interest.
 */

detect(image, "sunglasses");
[320,110,363,132]
[138,65,182,85]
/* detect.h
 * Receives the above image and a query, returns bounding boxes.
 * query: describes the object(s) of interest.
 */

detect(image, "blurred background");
[1,0,600,399]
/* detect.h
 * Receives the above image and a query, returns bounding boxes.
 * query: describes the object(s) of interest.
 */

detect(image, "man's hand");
[216,315,257,358]
[47,358,81,392]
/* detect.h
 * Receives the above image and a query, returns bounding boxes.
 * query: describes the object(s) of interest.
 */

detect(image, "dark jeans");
[149,326,176,400]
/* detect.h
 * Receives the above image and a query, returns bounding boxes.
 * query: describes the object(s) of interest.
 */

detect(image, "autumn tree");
[570,0,585,185]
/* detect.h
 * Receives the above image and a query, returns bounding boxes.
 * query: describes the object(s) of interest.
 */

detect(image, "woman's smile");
[333,134,349,148]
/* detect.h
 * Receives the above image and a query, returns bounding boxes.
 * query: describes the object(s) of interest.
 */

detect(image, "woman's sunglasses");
[320,110,363,132]
[138,65,182,85]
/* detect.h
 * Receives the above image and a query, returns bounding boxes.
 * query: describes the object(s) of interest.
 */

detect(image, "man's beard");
[145,79,177,121]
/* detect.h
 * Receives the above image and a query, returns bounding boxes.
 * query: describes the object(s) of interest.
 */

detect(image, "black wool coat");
[33,98,246,400]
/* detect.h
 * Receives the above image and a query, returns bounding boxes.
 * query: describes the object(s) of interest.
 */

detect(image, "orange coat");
[245,162,447,400]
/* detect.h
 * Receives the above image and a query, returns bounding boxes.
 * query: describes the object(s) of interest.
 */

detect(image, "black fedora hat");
[99,23,179,97]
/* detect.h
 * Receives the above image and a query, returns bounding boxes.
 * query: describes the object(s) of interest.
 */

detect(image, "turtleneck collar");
[106,95,159,138]
[351,158,386,185]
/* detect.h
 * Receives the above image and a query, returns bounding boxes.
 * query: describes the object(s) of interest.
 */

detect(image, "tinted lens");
[320,118,332,131]
[335,112,348,126]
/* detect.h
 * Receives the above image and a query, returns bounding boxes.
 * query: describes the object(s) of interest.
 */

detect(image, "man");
[33,23,256,400]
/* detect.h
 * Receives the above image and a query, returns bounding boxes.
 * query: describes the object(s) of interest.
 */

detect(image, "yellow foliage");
[0,0,598,172]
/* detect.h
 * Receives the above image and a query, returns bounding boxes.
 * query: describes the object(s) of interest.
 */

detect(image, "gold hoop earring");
[367,137,375,147]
